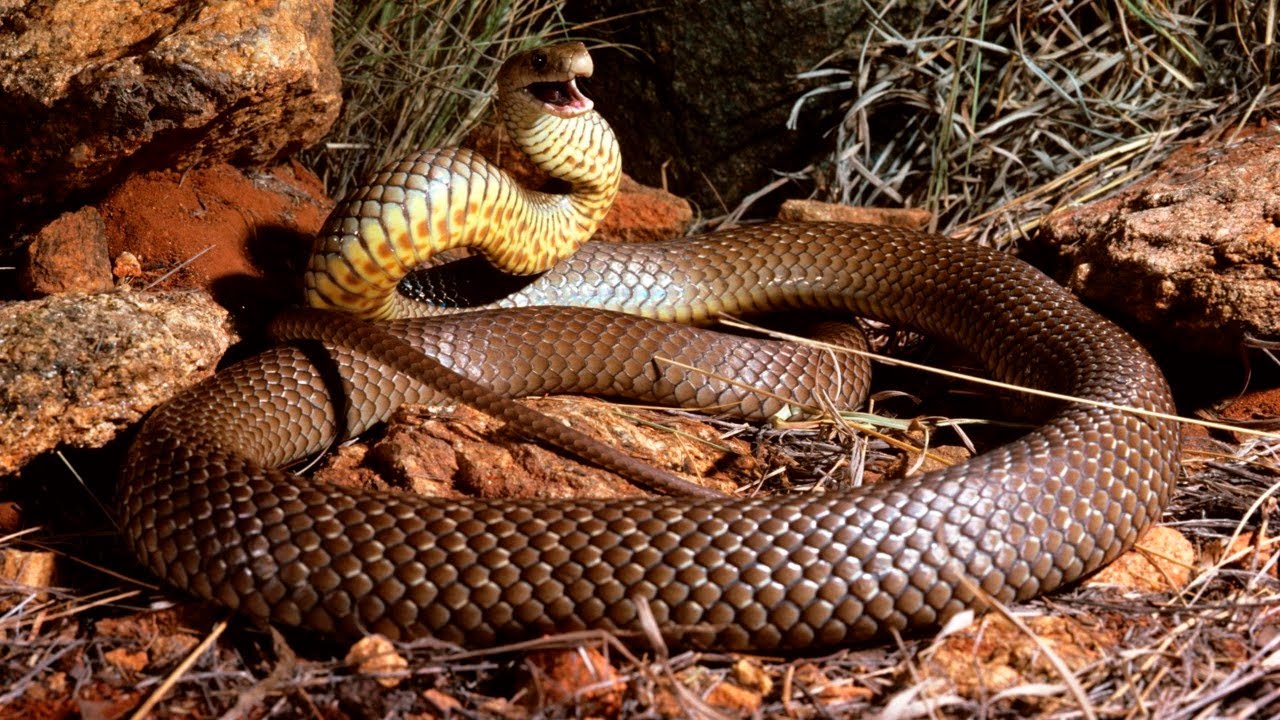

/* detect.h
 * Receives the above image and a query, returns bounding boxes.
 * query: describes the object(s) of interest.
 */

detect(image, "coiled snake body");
[122,43,1180,650]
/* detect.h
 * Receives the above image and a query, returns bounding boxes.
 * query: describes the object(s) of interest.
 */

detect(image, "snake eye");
[531,51,548,71]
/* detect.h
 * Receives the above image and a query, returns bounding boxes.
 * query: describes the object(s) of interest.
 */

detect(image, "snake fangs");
[121,42,1181,651]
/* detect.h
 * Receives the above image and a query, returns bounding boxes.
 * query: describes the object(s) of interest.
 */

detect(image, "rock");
[779,199,933,230]
[0,502,21,534]
[0,291,230,474]
[562,0,882,211]
[520,646,624,717]
[1184,385,1280,444]
[1036,123,1280,353]
[0,0,341,229]
[314,399,750,501]
[101,161,332,312]
[0,548,57,609]
[605,175,695,243]
[19,207,114,296]
[345,635,409,689]
[113,252,144,282]
[704,681,764,716]
[921,614,1104,701]
[1087,526,1195,593]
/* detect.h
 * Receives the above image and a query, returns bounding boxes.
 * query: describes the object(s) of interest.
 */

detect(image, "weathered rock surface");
[0,0,340,230]
[603,175,696,243]
[1036,124,1280,352]
[19,207,114,296]
[562,0,881,211]
[1087,525,1195,593]
[0,291,230,474]
[779,199,933,230]
[312,399,749,501]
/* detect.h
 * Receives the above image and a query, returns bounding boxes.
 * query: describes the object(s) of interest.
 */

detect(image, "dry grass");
[302,0,570,199]
[734,0,1279,248]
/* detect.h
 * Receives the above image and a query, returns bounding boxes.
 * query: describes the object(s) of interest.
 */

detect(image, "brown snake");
[121,43,1181,650]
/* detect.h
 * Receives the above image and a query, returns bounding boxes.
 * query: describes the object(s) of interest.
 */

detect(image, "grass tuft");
[303,0,570,200]
[765,0,1278,246]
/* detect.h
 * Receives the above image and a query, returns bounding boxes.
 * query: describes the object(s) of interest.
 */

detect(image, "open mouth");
[527,78,593,115]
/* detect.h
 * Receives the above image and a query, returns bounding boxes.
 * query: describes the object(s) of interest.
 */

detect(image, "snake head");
[497,41,595,119]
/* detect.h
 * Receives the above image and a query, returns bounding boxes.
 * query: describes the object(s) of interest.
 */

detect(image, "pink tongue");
[564,79,592,110]
[530,78,593,112]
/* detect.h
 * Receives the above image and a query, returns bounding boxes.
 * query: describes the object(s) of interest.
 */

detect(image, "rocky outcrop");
[0,0,341,232]
[0,291,231,474]
[1036,123,1280,353]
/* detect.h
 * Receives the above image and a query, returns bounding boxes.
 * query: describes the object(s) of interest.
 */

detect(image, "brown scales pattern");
[121,43,1181,651]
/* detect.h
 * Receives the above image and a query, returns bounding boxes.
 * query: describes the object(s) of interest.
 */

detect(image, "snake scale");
[121,43,1180,651]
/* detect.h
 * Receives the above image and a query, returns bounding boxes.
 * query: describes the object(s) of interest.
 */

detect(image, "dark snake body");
[121,223,1180,650]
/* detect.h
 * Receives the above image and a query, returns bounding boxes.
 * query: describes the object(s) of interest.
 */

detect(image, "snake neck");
[489,100,622,273]
[303,100,621,321]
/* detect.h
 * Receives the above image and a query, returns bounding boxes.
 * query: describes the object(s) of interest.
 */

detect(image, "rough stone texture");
[1036,123,1280,353]
[562,0,877,211]
[101,161,332,312]
[0,548,57,607]
[0,291,230,474]
[921,615,1104,699]
[779,199,933,230]
[520,646,625,717]
[605,175,695,243]
[0,0,341,230]
[19,207,114,296]
[312,399,749,501]
[467,123,693,242]
[1087,526,1194,593]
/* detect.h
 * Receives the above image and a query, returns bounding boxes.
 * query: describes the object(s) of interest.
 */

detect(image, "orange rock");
[20,207,114,297]
[421,689,464,717]
[0,0,340,216]
[521,645,624,718]
[345,634,409,689]
[103,647,149,675]
[1089,525,1195,592]
[779,199,933,229]
[1037,122,1280,353]
[113,251,144,282]
[921,614,1107,699]
[1193,386,1280,443]
[705,680,763,714]
[0,501,23,534]
[0,548,56,609]
[732,657,774,696]
[314,399,748,502]
[603,176,695,243]
[788,662,875,706]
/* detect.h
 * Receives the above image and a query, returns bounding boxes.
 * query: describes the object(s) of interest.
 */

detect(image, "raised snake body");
[121,43,1180,650]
